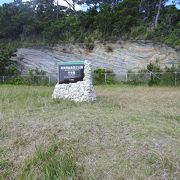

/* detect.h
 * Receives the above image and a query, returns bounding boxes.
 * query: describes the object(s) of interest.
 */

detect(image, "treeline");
[0,43,17,76]
[0,0,180,47]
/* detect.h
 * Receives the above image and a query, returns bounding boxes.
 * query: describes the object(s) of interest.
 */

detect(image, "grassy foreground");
[0,85,180,179]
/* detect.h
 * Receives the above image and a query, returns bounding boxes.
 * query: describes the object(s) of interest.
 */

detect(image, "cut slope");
[12,41,180,74]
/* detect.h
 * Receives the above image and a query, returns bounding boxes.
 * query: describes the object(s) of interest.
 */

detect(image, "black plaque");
[58,62,84,84]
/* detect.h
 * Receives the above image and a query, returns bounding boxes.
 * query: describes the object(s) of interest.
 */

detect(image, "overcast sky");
[0,0,179,9]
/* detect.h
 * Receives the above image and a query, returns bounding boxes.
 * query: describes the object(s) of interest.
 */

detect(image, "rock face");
[12,41,180,75]
[52,60,96,102]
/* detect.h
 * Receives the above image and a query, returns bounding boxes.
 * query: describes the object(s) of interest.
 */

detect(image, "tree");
[113,0,142,35]
[172,0,180,5]
[154,0,163,28]
[95,4,113,35]
[63,0,84,12]
[0,44,17,76]
[139,0,157,19]
[84,0,122,8]
[0,0,179,49]
[139,0,168,28]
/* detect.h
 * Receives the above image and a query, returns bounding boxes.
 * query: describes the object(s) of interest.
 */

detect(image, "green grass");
[18,142,82,180]
[0,84,180,179]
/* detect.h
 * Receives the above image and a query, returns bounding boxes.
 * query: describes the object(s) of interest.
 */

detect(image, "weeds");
[18,142,82,180]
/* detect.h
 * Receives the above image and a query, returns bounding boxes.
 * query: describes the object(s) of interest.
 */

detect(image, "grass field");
[0,85,180,179]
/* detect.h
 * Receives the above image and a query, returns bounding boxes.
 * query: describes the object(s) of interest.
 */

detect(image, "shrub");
[126,63,180,86]
[147,62,162,72]
[126,72,149,85]
[136,63,180,86]
[93,68,115,85]
[85,43,94,51]
[146,62,162,86]
[105,45,113,52]
[0,68,50,85]
[159,72,175,86]
[84,37,95,51]
[0,43,17,76]
[27,69,49,85]
[130,25,147,39]
[159,65,179,86]
[4,76,27,85]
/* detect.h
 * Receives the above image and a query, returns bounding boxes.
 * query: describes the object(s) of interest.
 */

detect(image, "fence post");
[125,72,128,82]
[150,72,152,80]
[175,72,177,86]
[48,75,51,85]
[2,76,5,82]
[105,72,107,83]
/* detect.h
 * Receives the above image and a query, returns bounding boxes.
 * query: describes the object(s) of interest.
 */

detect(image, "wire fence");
[0,72,180,86]
[0,75,57,86]
[104,72,180,86]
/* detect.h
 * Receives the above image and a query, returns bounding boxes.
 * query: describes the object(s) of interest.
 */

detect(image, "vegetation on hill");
[0,43,17,76]
[0,0,179,47]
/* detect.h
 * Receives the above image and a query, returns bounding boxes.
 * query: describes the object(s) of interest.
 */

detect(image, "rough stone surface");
[52,60,96,102]
[11,41,180,74]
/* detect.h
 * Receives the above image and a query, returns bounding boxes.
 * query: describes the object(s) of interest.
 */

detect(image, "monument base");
[52,81,96,102]
[52,60,96,102]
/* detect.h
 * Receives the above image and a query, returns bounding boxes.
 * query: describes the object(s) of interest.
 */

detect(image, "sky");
[0,0,86,10]
[0,0,179,9]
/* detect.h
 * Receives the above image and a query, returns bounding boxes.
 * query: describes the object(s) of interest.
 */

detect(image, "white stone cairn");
[52,60,96,102]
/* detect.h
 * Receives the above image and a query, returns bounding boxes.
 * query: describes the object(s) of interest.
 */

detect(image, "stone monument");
[52,60,96,102]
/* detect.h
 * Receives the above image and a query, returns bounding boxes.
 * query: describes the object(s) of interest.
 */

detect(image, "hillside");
[12,41,180,75]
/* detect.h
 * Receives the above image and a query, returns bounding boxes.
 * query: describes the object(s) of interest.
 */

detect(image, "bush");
[85,43,94,51]
[2,76,27,85]
[126,63,180,86]
[84,37,95,51]
[93,68,115,85]
[159,72,175,86]
[126,72,149,85]
[130,25,147,39]
[143,63,179,86]
[0,43,17,76]
[27,69,49,85]
[146,62,162,86]
[0,68,51,86]
[105,46,113,52]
